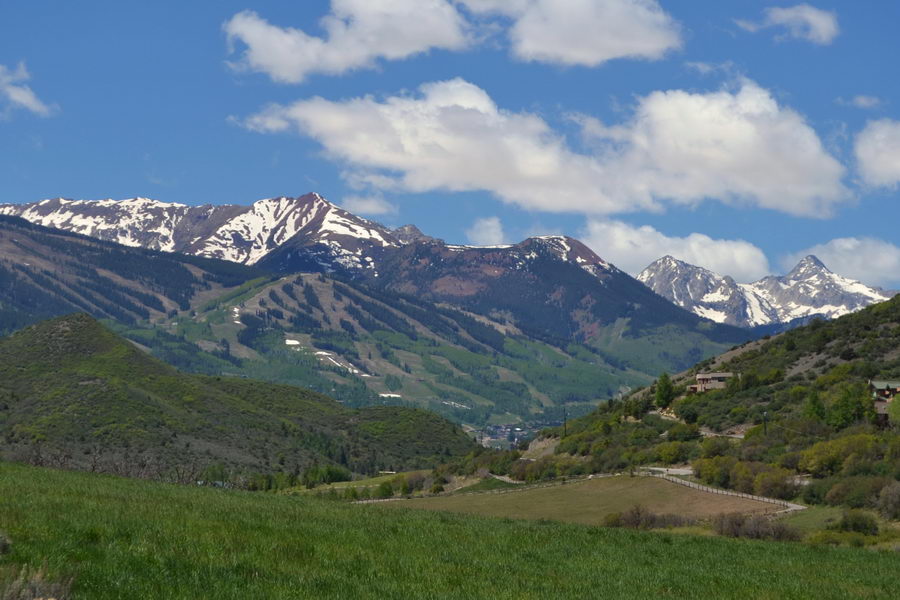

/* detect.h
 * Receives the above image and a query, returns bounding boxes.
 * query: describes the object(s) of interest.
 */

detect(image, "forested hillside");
[0,215,262,335]
[0,314,476,481]
[129,272,653,428]
[462,296,900,528]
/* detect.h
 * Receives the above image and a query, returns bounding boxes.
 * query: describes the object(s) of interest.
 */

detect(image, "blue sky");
[3,1,900,286]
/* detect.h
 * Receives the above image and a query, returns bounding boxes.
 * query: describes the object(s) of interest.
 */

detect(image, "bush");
[877,481,900,520]
[802,478,835,505]
[700,437,732,459]
[376,481,394,499]
[0,531,9,555]
[753,467,798,500]
[604,505,695,530]
[799,435,879,478]
[667,423,700,442]
[824,476,890,509]
[712,513,801,542]
[833,510,879,536]
[807,530,868,547]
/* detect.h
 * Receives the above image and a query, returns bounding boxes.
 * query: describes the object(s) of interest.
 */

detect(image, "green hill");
[509,295,900,523]
[1,461,896,599]
[0,314,475,479]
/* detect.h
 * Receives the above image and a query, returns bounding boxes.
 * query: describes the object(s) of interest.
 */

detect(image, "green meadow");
[1,462,899,599]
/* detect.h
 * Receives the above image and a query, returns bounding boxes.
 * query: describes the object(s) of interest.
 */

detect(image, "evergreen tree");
[655,372,675,409]
[802,391,827,422]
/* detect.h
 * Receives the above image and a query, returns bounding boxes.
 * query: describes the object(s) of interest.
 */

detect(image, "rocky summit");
[638,255,892,329]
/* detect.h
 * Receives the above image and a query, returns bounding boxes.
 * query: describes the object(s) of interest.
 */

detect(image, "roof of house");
[869,380,900,390]
[697,372,733,379]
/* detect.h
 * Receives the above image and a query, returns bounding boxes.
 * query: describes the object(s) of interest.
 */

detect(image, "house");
[687,372,734,394]
[868,380,900,421]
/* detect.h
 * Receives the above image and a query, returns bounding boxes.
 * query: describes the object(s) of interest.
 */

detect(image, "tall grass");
[0,462,897,599]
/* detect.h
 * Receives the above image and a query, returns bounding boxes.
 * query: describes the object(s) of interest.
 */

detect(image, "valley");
[6,4,900,597]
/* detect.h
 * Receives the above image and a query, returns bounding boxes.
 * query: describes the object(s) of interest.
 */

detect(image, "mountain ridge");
[638,254,891,329]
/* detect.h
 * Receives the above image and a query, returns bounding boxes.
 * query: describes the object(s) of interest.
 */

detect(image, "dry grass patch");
[387,475,775,525]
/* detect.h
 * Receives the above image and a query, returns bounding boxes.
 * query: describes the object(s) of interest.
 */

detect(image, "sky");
[3,1,900,287]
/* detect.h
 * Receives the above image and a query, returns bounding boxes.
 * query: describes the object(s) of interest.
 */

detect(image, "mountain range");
[1,191,891,428]
[0,198,750,429]
[0,193,749,345]
[638,255,892,330]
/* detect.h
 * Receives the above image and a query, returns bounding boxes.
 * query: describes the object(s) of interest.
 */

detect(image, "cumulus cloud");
[783,237,900,288]
[583,220,771,282]
[340,194,397,215]
[0,62,56,118]
[239,77,847,218]
[224,1,470,84]
[736,4,839,45]
[466,216,507,245]
[855,119,900,188]
[460,0,681,66]
[579,79,849,217]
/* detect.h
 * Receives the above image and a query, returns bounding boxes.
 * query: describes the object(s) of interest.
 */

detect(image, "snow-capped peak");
[638,254,892,329]
[0,192,400,266]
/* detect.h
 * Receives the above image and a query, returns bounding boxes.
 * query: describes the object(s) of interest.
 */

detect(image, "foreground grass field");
[1,462,899,599]
[388,476,775,525]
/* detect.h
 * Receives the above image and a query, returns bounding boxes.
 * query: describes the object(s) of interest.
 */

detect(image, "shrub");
[700,437,732,459]
[807,530,868,547]
[693,456,738,488]
[0,532,9,555]
[824,476,890,509]
[712,513,801,542]
[667,423,700,442]
[376,481,394,499]
[798,435,879,478]
[802,478,836,505]
[833,510,879,536]
[656,441,689,465]
[753,467,798,501]
[604,505,695,530]
[877,481,900,519]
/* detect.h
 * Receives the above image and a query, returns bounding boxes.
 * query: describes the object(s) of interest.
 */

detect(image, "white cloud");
[855,119,900,188]
[582,219,771,282]
[842,95,882,109]
[224,1,470,84]
[239,77,847,217]
[465,216,507,245]
[578,79,849,217]
[340,194,397,215]
[783,237,900,288]
[0,62,56,118]
[460,0,681,66]
[737,4,839,45]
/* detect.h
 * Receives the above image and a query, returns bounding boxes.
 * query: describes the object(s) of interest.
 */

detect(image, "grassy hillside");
[492,295,900,525]
[0,314,475,479]
[128,273,654,429]
[1,462,897,599]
